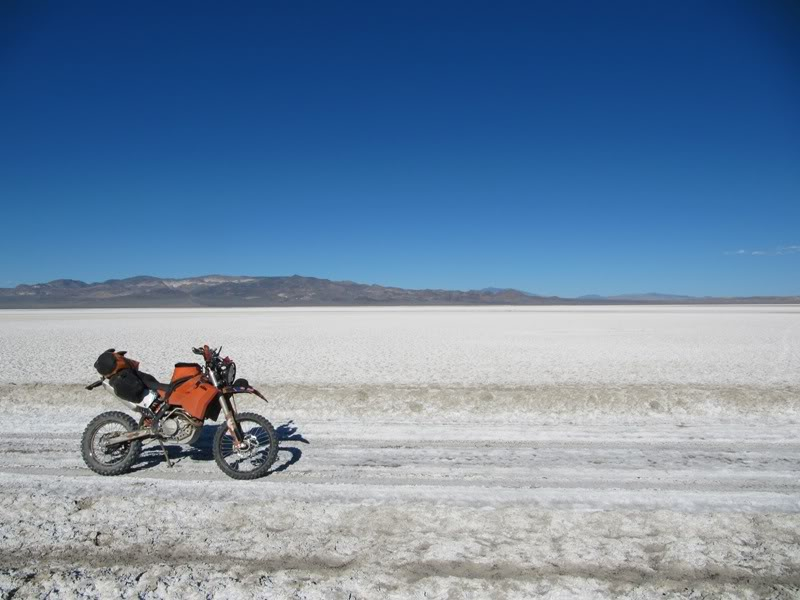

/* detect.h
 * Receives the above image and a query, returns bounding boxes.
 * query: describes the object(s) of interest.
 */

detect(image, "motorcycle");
[81,344,278,480]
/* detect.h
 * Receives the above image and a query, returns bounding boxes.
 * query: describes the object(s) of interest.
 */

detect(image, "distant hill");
[0,275,563,308]
[0,275,797,308]
[479,287,540,297]
[581,293,695,301]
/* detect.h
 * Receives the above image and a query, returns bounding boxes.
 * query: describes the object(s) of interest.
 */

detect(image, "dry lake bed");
[0,306,799,598]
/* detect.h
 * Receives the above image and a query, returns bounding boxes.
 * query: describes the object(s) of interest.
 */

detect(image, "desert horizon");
[1,274,798,309]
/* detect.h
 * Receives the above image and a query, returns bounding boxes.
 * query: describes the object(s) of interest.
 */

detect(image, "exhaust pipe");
[102,380,143,412]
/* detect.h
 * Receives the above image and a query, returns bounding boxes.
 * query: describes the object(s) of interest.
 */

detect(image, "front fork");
[209,367,244,447]
[219,393,244,447]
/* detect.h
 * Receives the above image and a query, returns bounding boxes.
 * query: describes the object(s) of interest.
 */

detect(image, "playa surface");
[1,306,799,598]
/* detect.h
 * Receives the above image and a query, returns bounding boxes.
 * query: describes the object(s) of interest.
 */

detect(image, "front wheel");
[81,411,142,476]
[213,412,278,480]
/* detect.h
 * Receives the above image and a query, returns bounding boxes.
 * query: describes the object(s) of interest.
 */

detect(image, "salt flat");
[1,305,798,387]
[0,306,799,598]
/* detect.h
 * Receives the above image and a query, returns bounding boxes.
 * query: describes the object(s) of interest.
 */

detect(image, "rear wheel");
[81,411,142,476]
[213,412,278,480]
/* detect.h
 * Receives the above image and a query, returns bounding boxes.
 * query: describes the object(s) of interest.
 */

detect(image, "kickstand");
[156,437,173,468]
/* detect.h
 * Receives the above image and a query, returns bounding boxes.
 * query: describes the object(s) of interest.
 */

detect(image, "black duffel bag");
[109,369,147,403]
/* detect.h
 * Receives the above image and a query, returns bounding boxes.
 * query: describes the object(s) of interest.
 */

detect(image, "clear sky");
[1,1,798,297]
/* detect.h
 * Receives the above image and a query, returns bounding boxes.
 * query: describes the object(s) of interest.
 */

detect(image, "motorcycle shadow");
[131,420,310,475]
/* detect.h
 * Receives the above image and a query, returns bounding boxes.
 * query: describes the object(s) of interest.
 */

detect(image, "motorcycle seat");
[138,371,200,403]
[138,371,171,392]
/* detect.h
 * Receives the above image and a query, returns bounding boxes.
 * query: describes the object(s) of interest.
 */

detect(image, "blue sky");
[1,1,798,297]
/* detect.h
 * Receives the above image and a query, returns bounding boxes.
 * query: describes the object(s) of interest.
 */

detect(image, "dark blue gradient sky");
[1,1,798,296]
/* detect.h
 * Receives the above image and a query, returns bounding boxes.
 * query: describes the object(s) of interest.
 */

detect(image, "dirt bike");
[81,344,278,480]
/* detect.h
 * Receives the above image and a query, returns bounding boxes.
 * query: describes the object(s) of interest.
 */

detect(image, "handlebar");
[192,345,217,362]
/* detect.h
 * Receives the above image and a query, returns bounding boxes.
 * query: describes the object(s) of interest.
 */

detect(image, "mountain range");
[0,275,796,308]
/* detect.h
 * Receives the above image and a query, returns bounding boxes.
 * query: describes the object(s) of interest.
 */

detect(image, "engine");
[158,409,202,443]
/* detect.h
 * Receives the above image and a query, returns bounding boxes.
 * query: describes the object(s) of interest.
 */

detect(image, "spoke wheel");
[81,411,142,476]
[212,412,278,480]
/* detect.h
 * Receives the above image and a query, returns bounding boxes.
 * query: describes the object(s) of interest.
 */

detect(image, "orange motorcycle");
[82,345,278,480]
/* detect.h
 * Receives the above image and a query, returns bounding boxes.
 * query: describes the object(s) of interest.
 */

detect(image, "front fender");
[221,385,268,402]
